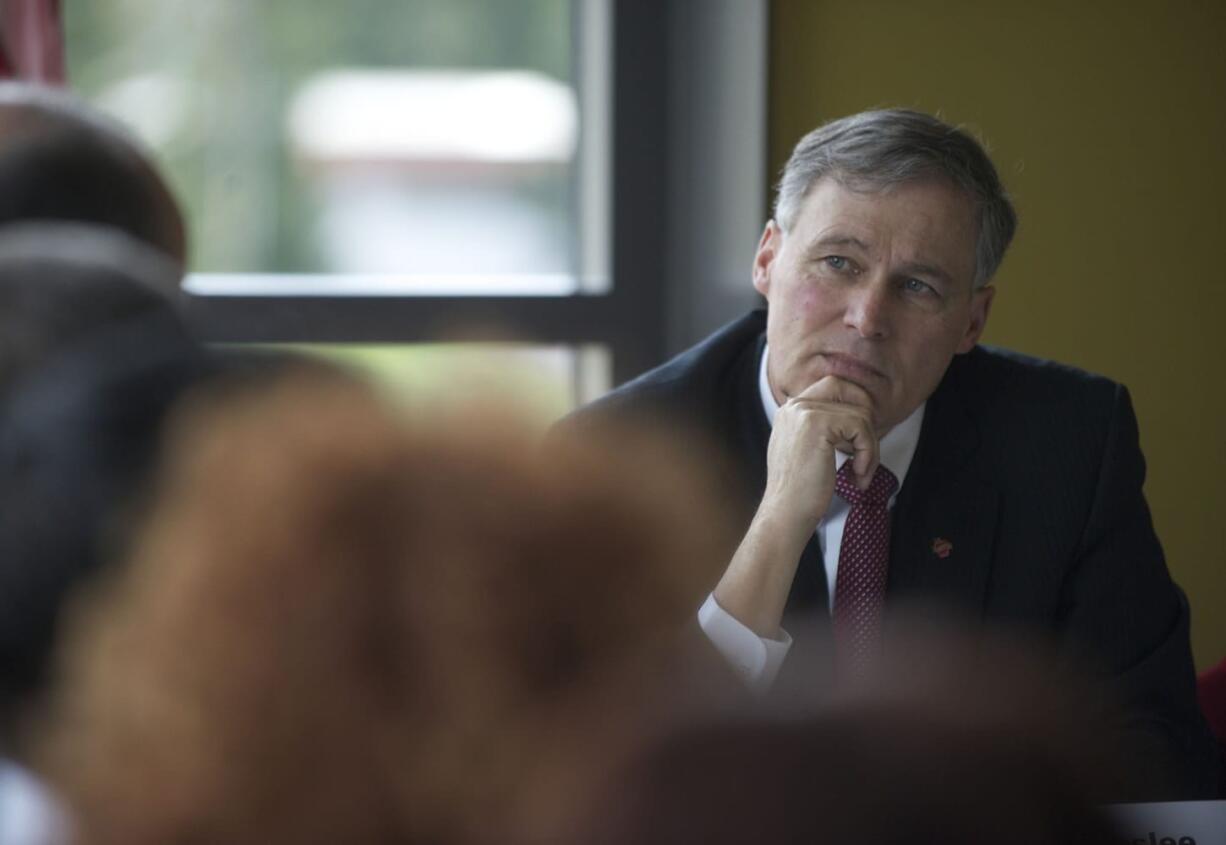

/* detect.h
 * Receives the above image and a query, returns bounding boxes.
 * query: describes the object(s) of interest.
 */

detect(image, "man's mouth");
[818,352,887,383]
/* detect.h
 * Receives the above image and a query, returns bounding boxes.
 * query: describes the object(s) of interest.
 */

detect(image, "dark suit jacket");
[571,309,1219,798]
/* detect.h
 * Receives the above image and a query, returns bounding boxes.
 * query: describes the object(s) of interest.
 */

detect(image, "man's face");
[753,176,994,435]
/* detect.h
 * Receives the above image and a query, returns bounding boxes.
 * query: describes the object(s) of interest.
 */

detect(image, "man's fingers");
[822,413,879,488]
[794,375,875,413]
[784,398,880,487]
[789,376,881,488]
[850,433,879,489]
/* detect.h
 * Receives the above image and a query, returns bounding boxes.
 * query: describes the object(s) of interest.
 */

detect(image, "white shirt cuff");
[697,593,792,694]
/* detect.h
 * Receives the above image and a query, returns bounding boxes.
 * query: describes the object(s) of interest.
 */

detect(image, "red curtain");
[0,0,64,83]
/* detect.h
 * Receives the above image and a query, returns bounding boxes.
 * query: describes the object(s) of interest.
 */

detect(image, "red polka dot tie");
[832,461,898,678]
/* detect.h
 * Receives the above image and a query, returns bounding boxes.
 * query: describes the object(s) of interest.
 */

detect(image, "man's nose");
[843,280,892,339]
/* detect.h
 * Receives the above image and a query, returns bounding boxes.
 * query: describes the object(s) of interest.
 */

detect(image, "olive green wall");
[769,0,1225,668]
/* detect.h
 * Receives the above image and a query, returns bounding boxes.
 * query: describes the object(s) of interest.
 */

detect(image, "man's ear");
[956,285,995,353]
[752,220,781,298]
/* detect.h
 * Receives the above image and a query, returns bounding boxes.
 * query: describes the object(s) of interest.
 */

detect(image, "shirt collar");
[758,343,925,487]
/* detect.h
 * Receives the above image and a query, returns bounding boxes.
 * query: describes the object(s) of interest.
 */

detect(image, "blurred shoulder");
[563,310,766,432]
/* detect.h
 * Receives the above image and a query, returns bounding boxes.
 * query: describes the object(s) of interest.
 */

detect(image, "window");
[66,0,606,289]
[64,0,767,409]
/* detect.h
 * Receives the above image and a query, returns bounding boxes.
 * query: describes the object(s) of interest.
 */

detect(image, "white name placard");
[1107,800,1226,845]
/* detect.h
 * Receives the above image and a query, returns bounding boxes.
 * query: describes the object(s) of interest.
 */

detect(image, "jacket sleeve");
[1060,383,1220,798]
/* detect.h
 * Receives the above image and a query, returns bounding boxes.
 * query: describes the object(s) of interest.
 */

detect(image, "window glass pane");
[64,1,601,292]
[235,343,609,422]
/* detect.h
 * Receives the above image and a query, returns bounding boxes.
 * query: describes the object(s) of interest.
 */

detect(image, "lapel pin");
[931,537,953,559]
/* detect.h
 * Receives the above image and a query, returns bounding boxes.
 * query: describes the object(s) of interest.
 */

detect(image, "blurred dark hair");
[0,82,186,266]
[561,618,1140,845]
[0,224,209,746]
[574,709,1122,845]
[0,222,185,403]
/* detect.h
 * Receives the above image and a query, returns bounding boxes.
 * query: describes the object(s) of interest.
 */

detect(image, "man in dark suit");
[572,109,1218,797]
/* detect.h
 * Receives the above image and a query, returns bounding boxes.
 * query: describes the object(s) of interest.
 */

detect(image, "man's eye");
[824,256,849,271]
[904,277,935,295]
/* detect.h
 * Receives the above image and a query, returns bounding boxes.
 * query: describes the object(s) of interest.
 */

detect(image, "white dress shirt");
[698,344,925,692]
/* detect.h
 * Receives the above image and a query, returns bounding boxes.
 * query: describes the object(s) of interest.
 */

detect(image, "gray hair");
[773,109,1017,288]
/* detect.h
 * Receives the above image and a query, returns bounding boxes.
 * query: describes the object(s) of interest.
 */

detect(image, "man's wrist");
[713,508,812,639]
[750,497,821,556]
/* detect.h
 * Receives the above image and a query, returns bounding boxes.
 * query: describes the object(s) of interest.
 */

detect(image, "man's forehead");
[791,179,977,273]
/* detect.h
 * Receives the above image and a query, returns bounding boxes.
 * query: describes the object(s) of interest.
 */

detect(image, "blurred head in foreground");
[571,712,1122,845]
[0,222,186,403]
[36,373,736,845]
[0,82,186,267]
[0,224,208,750]
[565,620,1128,845]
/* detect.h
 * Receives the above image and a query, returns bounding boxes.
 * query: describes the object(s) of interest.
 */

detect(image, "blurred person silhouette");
[0,223,209,843]
[562,619,1131,845]
[0,224,348,753]
[0,81,186,267]
[0,221,186,405]
[34,372,739,845]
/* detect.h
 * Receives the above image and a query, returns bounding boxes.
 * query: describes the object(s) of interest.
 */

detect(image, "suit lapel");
[887,354,1000,620]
